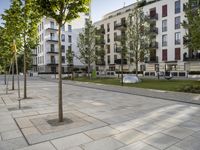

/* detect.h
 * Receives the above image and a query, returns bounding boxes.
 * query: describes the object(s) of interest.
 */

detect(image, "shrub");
[178,84,200,94]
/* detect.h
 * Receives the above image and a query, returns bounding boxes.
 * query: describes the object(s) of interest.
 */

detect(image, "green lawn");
[65,77,200,93]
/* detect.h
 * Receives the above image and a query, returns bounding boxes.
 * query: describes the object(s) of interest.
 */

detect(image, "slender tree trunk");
[135,51,138,77]
[4,65,7,85]
[121,55,124,86]
[12,58,15,90]
[15,52,20,98]
[88,63,91,79]
[58,23,63,122]
[23,40,27,99]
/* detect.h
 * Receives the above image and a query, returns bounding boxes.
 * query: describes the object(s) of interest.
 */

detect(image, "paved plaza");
[0,76,200,150]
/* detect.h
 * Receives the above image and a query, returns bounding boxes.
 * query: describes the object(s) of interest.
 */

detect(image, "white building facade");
[94,0,200,76]
[32,14,87,73]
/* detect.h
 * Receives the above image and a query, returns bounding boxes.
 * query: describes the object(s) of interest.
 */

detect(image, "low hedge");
[178,85,200,94]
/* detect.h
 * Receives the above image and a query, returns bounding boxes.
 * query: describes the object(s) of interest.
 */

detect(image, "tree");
[36,0,90,122]
[1,0,23,91]
[2,0,41,99]
[77,19,96,79]
[66,46,74,79]
[183,0,200,51]
[126,5,148,77]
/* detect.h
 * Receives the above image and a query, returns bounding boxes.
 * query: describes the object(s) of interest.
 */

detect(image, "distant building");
[94,0,200,76]
[32,14,88,73]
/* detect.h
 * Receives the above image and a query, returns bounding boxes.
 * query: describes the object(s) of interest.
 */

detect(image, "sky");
[0,0,136,25]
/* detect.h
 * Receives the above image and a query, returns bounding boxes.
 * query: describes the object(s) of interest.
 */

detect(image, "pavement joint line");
[63,80,200,106]
[1,97,6,105]
[13,117,30,146]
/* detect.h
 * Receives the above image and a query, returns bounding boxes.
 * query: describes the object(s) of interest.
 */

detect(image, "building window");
[162,49,168,61]
[50,44,55,52]
[175,32,181,45]
[61,45,65,53]
[107,55,110,64]
[175,48,181,60]
[175,16,181,29]
[68,35,72,43]
[61,34,65,42]
[114,55,117,61]
[107,34,110,43]
[50,21,54,29]
[68,45,72,51]
[68,25,72,32]
[162,20,167,32]
[62,25,65,31]
[162,5,168,17]
[107,45,110,53]
[50,33,55,40]
[162,34,167,46]
[114,21,117,30]
[107,23,110,32]
[175,0,181,14]
[62,56,65,63]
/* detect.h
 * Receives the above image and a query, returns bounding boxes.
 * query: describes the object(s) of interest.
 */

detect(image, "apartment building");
[32,14,87,73]
[94,0,200,76]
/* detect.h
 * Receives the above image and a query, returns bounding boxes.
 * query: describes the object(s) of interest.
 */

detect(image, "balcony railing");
[149,42,158,49]
[46,26,58,31]
[114,22,127,30]
[145,56,158,63]
[46,38,58,42]
[183,53,200,61]
[149,27,158,34]
[47,61,58,66]
[47,50,58,54]
[149,13,158,20]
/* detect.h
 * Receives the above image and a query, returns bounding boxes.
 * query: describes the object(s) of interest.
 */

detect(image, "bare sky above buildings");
[0,0,136,25]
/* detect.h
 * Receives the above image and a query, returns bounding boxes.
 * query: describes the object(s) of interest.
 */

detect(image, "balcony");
[46,26,58,31]
[47,50,58,54]
[47,61,58,66]
[145,56,158,63]
[46,38,58,43]
[149,27,158,34]
[149,13,158,20]
[149,42,158,49]
[114,59,127,65]
[183,53,200,61]
[114,22,127,30]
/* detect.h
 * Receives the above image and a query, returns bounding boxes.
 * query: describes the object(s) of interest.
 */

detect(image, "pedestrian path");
[63,80,200,105]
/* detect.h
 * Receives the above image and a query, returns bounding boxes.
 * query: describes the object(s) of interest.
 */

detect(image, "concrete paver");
[0,76,200,150]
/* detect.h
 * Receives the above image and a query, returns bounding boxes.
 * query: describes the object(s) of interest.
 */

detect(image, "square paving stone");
[179,121,200,131]
[175,136,200,150]
[165,146,184,150]
[143,133,180,150]
[134,123,165,135]
[118,141,158,150]
[0,137,28,150]
[16,142,56,150]
[82,137,124,150]
[51,133,93,150]
[84,126,120,140]
[113,129,147,144]
[162,126,194,139]
[1,129,23,140]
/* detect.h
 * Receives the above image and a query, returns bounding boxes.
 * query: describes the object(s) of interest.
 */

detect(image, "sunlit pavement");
[0,76,200,150]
